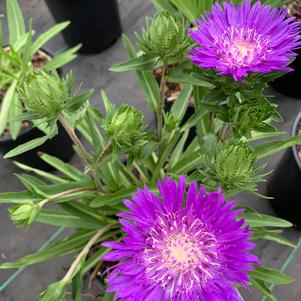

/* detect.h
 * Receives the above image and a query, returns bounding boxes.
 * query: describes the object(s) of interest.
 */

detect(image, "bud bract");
[136,11,191,60]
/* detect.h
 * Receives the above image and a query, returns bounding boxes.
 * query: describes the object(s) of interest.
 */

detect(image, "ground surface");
[0,1,301,300]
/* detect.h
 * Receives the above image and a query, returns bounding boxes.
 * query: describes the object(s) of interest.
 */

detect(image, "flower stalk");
[157,64,168,141]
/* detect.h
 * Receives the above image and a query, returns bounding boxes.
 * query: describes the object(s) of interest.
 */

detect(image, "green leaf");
[240,212,292,228]
[8,92,22,139]
[166,69,215,88]
[252,228,295,248]
[4,134,51,158]
[0,190,40,204]
[0,230,96,269]
[7,0,26,45]
[0,81,17,135]
[251,278,278,301]
[37,209,99,229]
[254,135,301,159]
[247,131,287,142]
[169,150,204,174]
[31,21,70,54]
[150,0,176,11]
[13,161,67,184]
[44,44,81,70]
[90,186,144,208]
[169,130,189,169]
[109,54,157,72]
[170,84,192,121]
[59,202,111,225]
[152,132,181,179]
[250,266,294,285]
[40,153,84,181]
[122,34,159,110]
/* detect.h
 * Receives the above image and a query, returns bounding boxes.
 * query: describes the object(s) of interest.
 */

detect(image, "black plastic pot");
[165,99,196,150]
[270,49,301,98]
[0,123,74,171]
[45,0,122,54]
[268,111,301,229]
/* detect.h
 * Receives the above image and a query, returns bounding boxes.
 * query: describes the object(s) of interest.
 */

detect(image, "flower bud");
[18,70,69,120]
[105,105,146,149]
[205,140,261,193]
[39,279,68,301]
[230,99,275,137]
[9,202,41,226]
[136,11,191,60]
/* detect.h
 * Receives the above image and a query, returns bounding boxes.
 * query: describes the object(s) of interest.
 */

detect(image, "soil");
[153,66,194,105]
[0,49,51,140]
[288,0,301,21]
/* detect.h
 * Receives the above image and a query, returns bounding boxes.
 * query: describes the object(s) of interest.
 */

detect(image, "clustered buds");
[103,104,147,151]
[204,140,263,193]
[136,11,191,60]
[18,70,69,120]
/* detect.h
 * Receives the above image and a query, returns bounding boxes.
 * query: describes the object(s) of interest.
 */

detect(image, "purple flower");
[189,0,301,81]
[102,177,259,301]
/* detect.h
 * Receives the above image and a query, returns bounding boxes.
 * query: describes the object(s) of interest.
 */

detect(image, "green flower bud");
[39,279,68,301]
[204,140,262,193]
[9,202,41,226]
[136,11,191,60]
[230,99,275,137]
[105,105,146,149]
[18,70,70,120]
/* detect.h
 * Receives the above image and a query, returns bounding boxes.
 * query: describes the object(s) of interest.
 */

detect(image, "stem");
[96,139,113,164]
[63,225,114,282]
[39,187,93,207]
[59,115,102,189]
[218,123,232,142]
[157,64,168,141]
[209,112,215,133]
[59,115,91,164]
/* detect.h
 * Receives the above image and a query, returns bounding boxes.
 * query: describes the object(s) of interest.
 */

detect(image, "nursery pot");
[268,111,301,229]
[44,0,122,54]
[0,123,74,171]
[164,98,196,150]
[270,49,301,98]
[0,48,74,171]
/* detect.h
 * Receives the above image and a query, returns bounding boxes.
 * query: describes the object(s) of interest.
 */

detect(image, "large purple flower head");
[102,177,259,301]
[189,0,301,81]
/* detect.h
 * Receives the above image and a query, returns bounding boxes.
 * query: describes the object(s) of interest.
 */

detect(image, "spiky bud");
[204,140,263,193]
[229,98,275,137]
[18,70,70,120]
[9,202,41,226]
[136,11,191,60]
[104,105,146,150]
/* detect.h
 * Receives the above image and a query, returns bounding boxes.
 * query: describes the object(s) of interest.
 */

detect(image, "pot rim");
[0,47,62,144]
[292,110,301,170]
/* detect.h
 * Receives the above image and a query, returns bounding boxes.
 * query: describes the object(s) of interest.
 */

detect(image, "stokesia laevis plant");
[189,0,301,81]
[102,177,259,301]
[1,1,300,301]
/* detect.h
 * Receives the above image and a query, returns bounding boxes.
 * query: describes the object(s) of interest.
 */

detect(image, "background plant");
[0,2,300,301]
[0,0,80,139]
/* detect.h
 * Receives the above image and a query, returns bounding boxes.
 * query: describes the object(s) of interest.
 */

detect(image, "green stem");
[157,64,168,141]
[59,115,91,164]
[63,224,115,282]
[96,139,112,164]
[39,187,93,207]
[59,115,104,190]
[218,123,232,142]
